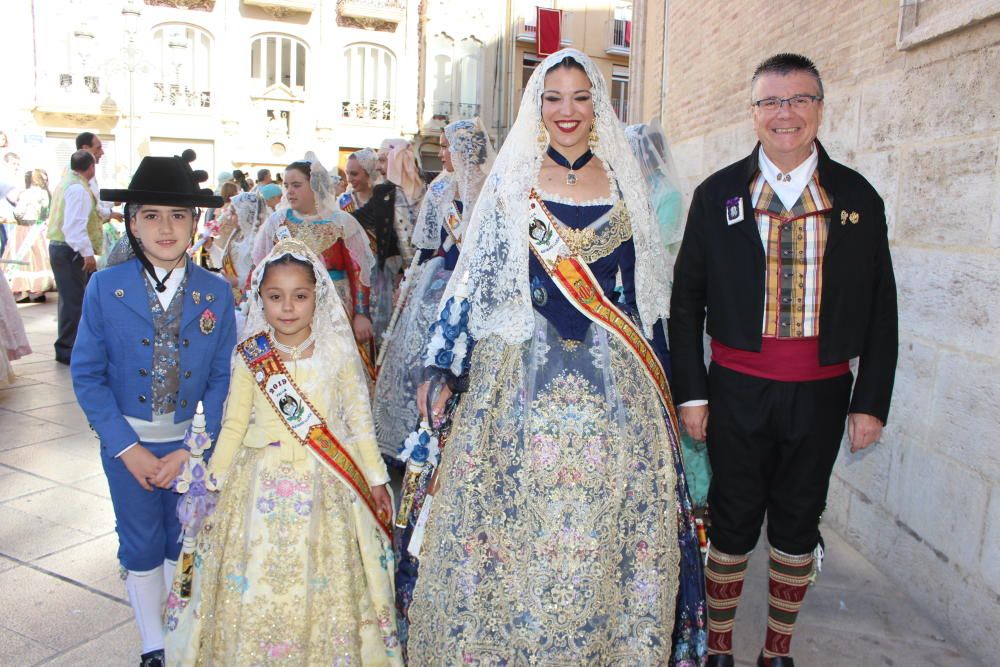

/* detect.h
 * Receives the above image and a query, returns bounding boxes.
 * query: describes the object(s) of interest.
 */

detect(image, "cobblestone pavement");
[0,298,983,666]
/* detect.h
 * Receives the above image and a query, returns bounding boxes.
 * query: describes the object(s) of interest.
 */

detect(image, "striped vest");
[48,172,103,254]
[751,171,833,338]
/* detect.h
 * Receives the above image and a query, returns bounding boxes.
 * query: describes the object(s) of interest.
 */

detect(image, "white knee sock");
[163,559,177,596]
[126,567,165,654]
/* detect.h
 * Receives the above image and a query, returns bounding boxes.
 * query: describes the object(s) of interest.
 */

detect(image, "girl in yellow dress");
[165,238,401,666]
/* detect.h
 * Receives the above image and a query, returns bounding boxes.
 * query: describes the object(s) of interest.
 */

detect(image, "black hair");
[259,253,316,288]
[70,149,95,172]
[751,53,824,99]
[549,55,587,75]
[285,160,312,178]
[75,131,97,150]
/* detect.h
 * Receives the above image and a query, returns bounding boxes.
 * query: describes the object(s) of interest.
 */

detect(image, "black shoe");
[758,652,795,667]
[15,295,30,303]
[707,655,735,667]
[29,294,46,303]
[55,356,71,366]
[140,649,164,667]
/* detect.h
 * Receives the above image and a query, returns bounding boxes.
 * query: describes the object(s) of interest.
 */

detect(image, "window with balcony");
[342,43,395,122]
[429,34,483,122]
[606,1,632,55]
[610,65,629,121]
[57,25,102,98]
[152,24,213,109]
[250,34,307,96]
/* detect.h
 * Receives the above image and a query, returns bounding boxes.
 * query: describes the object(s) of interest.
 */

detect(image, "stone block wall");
[650,2,1000,662]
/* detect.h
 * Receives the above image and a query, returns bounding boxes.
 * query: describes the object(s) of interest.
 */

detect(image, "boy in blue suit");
[72,152,236,667]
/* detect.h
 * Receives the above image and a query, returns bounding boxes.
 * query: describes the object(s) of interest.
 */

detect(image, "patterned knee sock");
[763,547,814,658]
[706,545,749,655]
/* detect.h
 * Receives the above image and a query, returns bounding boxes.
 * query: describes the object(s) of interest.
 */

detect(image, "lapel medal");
[725,197,744,225]
[849,211,860,224]
[840,210,848,225]
[192,291,201,305]
[199,308,217,335]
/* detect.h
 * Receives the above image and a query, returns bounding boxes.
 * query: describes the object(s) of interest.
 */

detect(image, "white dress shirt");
[757,144,819,212]
[62,183,96,257]
[89,176,113,220]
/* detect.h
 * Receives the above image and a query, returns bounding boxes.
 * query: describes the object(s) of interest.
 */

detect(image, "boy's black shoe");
[707,655,735,667]
[140,649,164,667]
[758,653,795,667]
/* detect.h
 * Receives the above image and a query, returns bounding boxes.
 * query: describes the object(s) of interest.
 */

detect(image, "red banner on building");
[536,7,562,57]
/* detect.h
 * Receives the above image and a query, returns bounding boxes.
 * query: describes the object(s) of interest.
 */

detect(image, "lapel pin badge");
[849,211,860,224]
[192,291,201,305]
[725,197,744,225]
[206,293,215,303]
[840,210,848,225]
[199,308,217,335]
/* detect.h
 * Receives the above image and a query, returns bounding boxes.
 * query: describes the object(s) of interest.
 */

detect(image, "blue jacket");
[72,258,236,457]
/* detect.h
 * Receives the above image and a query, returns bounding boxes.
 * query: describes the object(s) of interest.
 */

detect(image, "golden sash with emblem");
[526,191,676,420]
[442,201,463,250]
[237,331,391,538]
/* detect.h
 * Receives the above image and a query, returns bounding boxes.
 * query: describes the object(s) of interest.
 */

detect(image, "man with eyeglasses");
[669,53,898,667]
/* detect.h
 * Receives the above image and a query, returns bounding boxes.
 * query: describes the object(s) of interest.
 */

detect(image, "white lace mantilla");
[440,48,669,343]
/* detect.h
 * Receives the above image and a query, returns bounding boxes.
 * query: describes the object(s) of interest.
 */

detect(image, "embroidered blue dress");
[407,194,707,665]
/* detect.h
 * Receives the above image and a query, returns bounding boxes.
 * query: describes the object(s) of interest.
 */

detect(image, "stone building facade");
[1,0,630,188]
[630,1,1000,662]
[3,0,428,188]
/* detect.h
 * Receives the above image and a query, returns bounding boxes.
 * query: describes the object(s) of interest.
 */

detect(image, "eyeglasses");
[752,95,823,112]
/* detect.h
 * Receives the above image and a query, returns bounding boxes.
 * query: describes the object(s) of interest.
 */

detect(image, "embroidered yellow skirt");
[407,316,680,664]
[166,445,396,666]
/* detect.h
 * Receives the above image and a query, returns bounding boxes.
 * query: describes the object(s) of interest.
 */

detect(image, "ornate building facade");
[2,0,630,186]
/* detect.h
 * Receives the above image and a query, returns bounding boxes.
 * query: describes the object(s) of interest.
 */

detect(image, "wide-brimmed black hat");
[101,149,223,208]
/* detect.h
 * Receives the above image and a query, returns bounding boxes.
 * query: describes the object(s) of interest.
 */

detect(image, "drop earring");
[588,120,598,150]
[537,123,549,150]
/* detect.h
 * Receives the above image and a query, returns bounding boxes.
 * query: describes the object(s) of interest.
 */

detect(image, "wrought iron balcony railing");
[341,98,394,122]
[152,82,212,109]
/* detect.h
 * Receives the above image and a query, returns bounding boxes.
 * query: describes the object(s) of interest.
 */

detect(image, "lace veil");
[350,148,381,184]
[442,48,669,342]
[411,170,455,251]
[224,191,268,257]
[444,117,496,239]
[269,151,375,286]
[241,237,361,377]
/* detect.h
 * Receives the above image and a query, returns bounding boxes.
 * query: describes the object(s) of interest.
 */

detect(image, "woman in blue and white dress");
[373,118,494,461]
[406,50,707,665]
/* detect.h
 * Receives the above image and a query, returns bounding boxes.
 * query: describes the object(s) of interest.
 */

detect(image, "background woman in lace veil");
[350,139,426,350]
[252,153,378,378]
[406,49,707,665]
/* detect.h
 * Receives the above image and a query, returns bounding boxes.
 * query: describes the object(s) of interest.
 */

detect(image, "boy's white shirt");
[116,264,191,458]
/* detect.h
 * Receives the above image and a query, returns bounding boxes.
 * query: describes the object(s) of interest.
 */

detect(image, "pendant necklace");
[547,145,594,186]
[272,329,316,361]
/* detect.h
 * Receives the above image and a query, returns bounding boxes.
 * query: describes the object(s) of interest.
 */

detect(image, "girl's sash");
[237,332,391,538]
[526,191,676,420]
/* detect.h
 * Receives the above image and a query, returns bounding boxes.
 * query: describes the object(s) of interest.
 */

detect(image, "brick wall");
[648,1,1000,662]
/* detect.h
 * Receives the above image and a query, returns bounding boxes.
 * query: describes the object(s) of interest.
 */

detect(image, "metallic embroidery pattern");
[407,316,680,664]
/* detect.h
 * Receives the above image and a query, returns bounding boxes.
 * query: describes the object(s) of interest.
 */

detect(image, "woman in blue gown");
[406,49,707,665]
